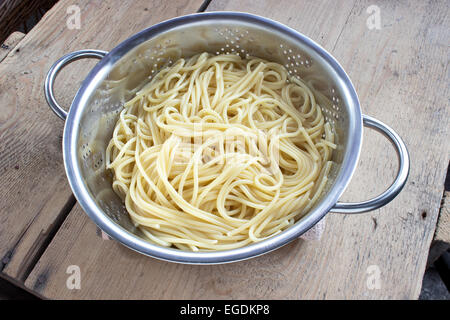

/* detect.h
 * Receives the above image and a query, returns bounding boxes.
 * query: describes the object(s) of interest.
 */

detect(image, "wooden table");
[0,0,448,299]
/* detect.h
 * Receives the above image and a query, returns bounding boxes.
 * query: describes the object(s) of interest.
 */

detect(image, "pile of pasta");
[106,52,335,251]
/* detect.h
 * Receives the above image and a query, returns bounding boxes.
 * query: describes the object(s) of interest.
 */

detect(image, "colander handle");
[44,49,108,120]
[331,115,410,214]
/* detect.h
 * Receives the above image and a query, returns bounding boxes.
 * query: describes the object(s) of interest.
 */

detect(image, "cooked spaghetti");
[106,52,335,251]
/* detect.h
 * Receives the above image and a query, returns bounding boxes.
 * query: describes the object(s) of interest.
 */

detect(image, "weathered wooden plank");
[325,0,449,298]
[0,31,26,62]
[0,0,205,281]
[208,0,358,52]
[24,0,450,299]
[427,190,450,266]
[435,191,449,244]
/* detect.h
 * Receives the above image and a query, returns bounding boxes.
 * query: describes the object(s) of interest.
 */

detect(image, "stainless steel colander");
[44,12,409,264]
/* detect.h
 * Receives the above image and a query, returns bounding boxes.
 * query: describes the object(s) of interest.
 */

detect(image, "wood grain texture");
[315,0,450,298]
[435,191,449,243]
[22,0,450,299]
[427,190,450,265]
[0,31,26,63]
[0,0,205,281]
